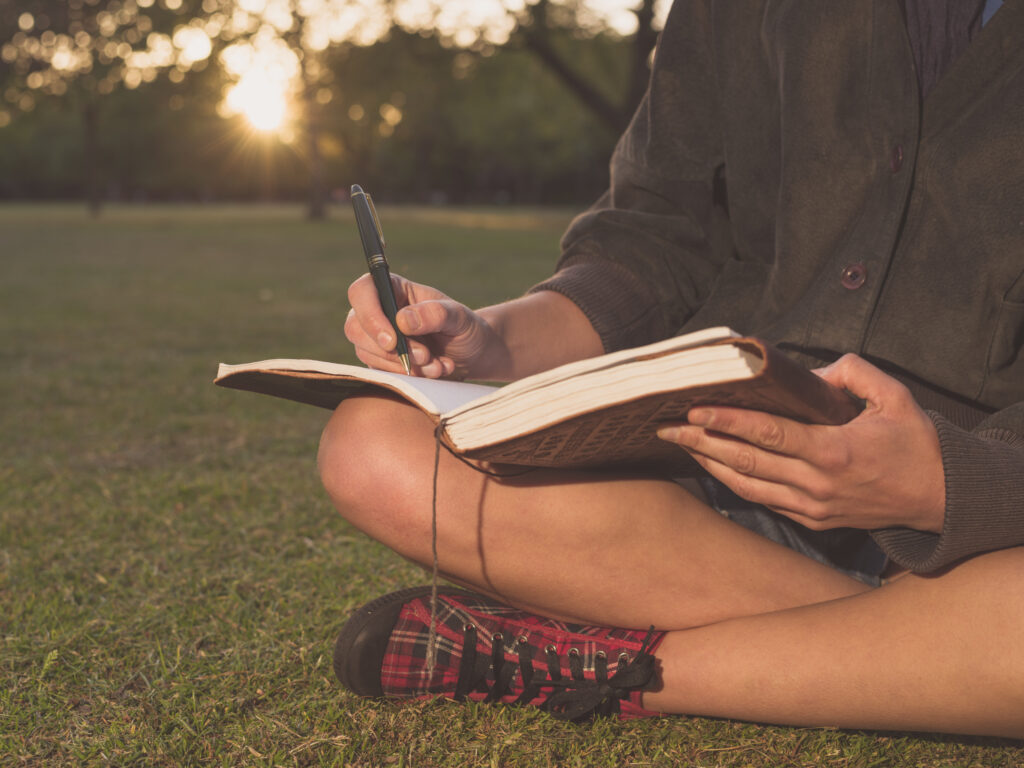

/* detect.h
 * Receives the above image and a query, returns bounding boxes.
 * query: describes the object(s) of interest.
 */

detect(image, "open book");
[215,327,860,473]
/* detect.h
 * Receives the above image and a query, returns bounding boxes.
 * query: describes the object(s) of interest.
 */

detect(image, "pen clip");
[366,194,385,249]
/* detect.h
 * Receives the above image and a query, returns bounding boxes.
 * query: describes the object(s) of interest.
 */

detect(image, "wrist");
[480,292,603,381]
[471,305,516,381]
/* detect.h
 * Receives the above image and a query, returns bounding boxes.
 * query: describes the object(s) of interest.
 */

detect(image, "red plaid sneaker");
[333,586,665,721]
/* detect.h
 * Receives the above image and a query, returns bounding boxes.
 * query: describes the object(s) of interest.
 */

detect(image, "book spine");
[733,339,862,425]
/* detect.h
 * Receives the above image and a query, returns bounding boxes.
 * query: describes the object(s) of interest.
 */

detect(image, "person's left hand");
[656,354,946,533]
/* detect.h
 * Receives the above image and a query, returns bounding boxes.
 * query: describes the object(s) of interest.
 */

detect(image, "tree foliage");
[0,1,664,210]
[0,0,222,212]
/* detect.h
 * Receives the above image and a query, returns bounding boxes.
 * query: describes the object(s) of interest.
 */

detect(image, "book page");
[215,359,496,415]
[405,376,498,413]
[445,345,760,450]
[456,338,860,470]
[215,327,739,419]
[448,326,740,412]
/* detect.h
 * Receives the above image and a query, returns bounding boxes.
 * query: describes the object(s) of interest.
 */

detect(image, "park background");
[2,1,1023,765]
[0,0,658,212]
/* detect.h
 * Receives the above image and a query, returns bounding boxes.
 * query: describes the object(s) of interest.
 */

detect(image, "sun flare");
[225,72,289,132]
[220,31,298,133]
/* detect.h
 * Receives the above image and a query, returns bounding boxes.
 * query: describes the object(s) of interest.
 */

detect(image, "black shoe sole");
[333,585,473,697]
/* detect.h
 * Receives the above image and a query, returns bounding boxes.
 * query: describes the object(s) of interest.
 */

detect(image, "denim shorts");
[697,477,889,587]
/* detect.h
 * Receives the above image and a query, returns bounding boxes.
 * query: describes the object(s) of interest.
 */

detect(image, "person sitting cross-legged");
[317,0,1024,738]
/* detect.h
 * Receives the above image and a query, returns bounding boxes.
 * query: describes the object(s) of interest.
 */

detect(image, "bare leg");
[648,546,1024,738]
[319,395,1024,737]
[318,394,869,629]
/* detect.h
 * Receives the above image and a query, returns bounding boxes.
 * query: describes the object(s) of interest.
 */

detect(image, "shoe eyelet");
[618,652,630,662]
[568,647,580,657]
[595,650,607,660]
[545,644,557,654]
[492,632,503,643]
[464,623,476,632]
[517,635,528,645]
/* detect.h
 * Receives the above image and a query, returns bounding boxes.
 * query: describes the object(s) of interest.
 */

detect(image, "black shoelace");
[452,624,659,722]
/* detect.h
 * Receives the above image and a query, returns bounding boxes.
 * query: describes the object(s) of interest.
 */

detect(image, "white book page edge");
[446,346,760,449]
[445,327,741,421]
[216,360,497,416]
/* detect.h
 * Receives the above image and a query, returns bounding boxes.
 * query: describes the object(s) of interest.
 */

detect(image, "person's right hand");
[345,272,510,379]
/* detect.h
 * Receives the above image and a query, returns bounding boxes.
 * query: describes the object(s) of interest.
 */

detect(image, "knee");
[317,394,431,536]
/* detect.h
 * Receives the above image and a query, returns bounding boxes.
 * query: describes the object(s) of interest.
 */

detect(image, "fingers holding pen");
[395,299,479,378]
[345,306,454,377]
[347,274,398,352]
[397,296,477,341]
[345,277,408,374]
[346,275,463,377]
[349,188,472,377]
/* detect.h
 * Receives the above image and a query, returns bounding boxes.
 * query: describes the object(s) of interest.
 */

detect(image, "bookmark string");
[425,421,538,681]
[439,442,539,478]
[426,421,444,682]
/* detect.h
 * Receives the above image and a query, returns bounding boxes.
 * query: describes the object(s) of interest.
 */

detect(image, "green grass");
[1,203,1021,766]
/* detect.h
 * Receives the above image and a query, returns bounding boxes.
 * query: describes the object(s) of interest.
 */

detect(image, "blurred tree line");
[0,0,663,212]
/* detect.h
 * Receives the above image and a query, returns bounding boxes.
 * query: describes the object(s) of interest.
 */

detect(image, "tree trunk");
[82,99,102,217]
[519,0,660,135]
[260,134,274,202]
[304,86,326,220]
[288,3,327,220]
[626,0,659,116]
[522,29,627,134]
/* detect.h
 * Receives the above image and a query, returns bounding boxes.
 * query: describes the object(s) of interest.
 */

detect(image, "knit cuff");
[528,259,667,353]
[871,412,1024,572]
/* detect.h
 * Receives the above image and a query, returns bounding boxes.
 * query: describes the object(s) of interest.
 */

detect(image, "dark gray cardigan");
[533,0,1024,572]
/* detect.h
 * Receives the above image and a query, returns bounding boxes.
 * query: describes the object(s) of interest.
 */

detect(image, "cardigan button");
[890,144,904,173]
[841,263,867,290]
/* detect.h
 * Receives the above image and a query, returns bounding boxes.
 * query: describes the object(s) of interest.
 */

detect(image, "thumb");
[815,353,901,406]
[397,299,474,339]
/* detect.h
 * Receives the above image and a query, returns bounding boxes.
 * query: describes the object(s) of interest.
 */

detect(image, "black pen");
[350,184,412,375]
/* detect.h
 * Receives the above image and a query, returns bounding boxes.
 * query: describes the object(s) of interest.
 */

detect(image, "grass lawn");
[1,203,1021,766]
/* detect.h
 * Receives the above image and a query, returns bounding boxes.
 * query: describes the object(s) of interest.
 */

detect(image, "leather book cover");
[457,338,861,472]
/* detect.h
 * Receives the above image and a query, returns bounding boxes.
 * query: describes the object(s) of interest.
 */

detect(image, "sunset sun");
[219,31,298,133]
[225,71,289,132]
